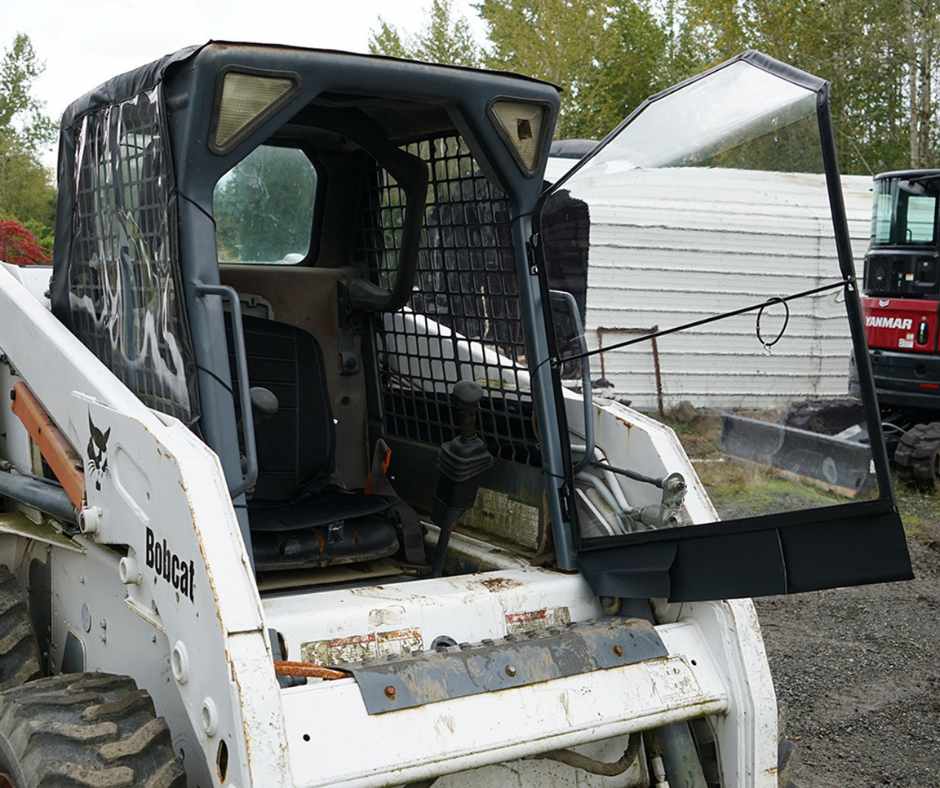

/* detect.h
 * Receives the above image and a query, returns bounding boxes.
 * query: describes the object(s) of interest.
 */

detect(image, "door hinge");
[526,233,540,276]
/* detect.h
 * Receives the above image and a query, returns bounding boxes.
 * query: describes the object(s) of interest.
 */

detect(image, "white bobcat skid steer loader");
[0,43,911,787]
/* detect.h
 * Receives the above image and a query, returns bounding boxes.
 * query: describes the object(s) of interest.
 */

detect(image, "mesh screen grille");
[364,135,540,466]
[67,88,199,423]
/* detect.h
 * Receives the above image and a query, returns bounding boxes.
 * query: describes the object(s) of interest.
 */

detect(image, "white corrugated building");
[544,157,872,410]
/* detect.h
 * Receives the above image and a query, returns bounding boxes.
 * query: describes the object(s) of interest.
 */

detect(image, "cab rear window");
[214,145,317,264]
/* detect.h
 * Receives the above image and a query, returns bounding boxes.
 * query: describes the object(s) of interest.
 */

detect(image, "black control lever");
[430,381,494,577]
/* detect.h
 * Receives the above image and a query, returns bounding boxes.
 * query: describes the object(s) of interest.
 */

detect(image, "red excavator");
[858,169,940,490]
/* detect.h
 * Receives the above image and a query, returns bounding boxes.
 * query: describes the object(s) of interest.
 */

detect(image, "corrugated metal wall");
[544,161,872,409]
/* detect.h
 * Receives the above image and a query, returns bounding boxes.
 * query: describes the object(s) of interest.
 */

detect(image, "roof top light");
[490,100,546,175]
[212,71,297,152]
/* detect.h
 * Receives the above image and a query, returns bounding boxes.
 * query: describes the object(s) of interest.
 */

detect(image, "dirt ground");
[756,534,940,787]
[662,408,940,787]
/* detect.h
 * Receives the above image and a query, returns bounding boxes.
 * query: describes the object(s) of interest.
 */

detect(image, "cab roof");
[60,40,560,129]
[874,169,940,182]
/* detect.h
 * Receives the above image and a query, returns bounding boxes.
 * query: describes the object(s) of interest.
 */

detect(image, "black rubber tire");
[0,673,185,787]
[0,569,41,692]
[895,422,940,492]
[784,397,864,436]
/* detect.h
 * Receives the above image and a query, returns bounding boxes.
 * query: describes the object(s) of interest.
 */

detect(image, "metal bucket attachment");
[719,413,874,495]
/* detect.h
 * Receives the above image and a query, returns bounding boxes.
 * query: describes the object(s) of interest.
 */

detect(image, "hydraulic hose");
[0,467,77,524]
[539,733,643,778]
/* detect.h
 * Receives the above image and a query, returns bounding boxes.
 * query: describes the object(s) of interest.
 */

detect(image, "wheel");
[784,397,864,435]
[895,422,940,492]
[0,673,185,787]
[0,568,41,692]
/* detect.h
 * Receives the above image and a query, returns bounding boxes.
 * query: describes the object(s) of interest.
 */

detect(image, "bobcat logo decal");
[86,414,111,491]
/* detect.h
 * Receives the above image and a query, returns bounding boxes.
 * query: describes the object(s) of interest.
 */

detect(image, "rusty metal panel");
[333,617,667,714]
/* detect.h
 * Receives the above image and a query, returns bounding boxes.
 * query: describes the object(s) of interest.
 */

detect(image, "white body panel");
[543,163,871,408]
[0,262,777,786]
[0,263,288,787]
[282,623,726,787]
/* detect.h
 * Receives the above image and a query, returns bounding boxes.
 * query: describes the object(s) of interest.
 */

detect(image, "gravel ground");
[755,534,940,787]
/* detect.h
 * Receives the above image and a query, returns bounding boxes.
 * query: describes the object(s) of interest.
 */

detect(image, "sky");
[2,0,485,165]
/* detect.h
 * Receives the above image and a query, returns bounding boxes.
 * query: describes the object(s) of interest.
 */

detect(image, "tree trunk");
[909,0,937,168]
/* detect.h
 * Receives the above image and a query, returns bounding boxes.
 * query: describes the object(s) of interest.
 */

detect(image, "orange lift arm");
[10,382,85,510]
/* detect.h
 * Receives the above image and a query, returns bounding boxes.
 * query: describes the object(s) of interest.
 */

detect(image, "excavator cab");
[860,170,940,488]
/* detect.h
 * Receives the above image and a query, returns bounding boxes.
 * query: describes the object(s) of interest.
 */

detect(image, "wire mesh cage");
[363,135,541,466]
[66,88,199,423]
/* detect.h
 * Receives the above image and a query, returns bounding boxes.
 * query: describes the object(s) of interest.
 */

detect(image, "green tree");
[578,2,668,137]
[904,0,940,167]
[478,0,668,138]
[0,34,56,156]
[0,34,56,253]
[678,0,912,173]
[369,0,483,67]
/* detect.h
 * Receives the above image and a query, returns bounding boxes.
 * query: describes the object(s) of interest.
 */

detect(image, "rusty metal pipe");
[273,661,348,680]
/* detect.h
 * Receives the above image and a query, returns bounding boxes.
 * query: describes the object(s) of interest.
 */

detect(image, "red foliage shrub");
[0,219,50,264]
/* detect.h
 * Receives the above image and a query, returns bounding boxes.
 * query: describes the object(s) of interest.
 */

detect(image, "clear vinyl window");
[66,87,199,423]
[541,58,886,539]
[214,145,317,264]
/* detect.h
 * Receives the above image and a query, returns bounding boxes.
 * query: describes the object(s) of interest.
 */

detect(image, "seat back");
[230,315,336,501]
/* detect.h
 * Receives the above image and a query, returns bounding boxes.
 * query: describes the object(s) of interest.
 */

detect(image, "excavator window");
[871,176,939,246]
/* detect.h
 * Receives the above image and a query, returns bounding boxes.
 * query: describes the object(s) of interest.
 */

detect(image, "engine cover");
[861,295,939,353]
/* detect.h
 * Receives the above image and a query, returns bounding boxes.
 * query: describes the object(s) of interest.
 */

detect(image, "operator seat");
[229,315,400,572]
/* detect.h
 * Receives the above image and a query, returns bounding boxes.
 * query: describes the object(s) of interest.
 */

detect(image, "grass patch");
[893,483,940,542]
[659,407,940,540]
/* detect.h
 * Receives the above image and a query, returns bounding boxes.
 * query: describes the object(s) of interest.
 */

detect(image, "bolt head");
[505,664,517,677]
[384,685,396,699]
[613,644,624,657]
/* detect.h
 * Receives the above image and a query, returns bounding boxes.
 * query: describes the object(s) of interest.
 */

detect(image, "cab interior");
[211,92,551,589]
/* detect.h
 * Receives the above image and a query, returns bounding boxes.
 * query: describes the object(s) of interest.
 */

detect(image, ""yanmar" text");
[146,527,195,602]
[866,316,913,330]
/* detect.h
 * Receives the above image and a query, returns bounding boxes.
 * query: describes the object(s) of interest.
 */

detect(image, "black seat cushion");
[249,491,396,532]
[252,517,400,571]
[236,315,336,501]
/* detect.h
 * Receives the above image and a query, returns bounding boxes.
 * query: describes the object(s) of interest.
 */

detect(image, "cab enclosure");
[49,42,911,601]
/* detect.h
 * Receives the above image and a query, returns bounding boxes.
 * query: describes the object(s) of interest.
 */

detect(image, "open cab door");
[536,51,913,601]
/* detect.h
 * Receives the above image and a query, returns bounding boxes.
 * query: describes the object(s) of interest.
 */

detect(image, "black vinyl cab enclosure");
[49,42,911,602]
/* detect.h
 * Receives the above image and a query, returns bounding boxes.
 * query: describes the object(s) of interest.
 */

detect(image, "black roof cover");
[58,41,558,128]
[58,45,202,130]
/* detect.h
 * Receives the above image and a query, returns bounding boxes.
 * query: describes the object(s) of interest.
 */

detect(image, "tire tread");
[0,674,184,788]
